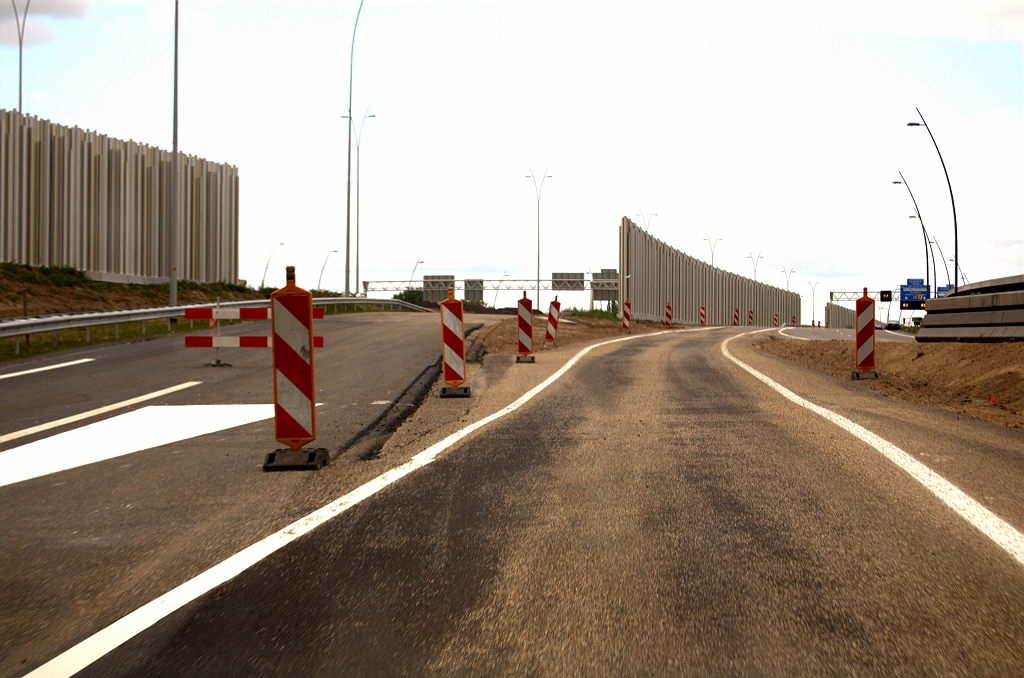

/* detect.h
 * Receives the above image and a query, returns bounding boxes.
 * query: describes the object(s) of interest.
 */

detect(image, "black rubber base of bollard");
[516,355,536,363]
[263,448,330,471]
[850,370,879,380]
[440,386,471,398]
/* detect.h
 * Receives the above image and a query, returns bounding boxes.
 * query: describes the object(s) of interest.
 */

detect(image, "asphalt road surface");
[5,324,1023,676]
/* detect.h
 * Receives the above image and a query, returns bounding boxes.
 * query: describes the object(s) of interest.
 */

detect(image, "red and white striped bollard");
[440,288,470,397]
[516,292,535,363]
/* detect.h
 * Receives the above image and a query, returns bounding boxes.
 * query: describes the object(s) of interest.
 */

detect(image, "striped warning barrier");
[665,303,673,327]
[733,308,739,326]
[545,296,561,344]
[185,336,323,349]
[516,292,535,363]
[852,287,878,380]
[622,299,632,332]
[699,305,706,325]
[184,307,324,320]
[791,315,796,326]
[439,288,470,397]
[774,312,779,327]
[747,309,754,326]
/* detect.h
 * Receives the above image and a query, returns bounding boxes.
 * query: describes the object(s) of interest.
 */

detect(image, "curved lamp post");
[318,250,338,290]
[929,237,951,288]
[808,279,819,325]
[747,252,763,281]
[781,267,795,291]
[493,271,508,308]
[704,234,721,267]
[343,0,367,296]
[908,108,959,293]
[527,170,552,309]
[408,259,423,287]
[636,209,657,232]
[261,243,284,289]
[893,172,933,297]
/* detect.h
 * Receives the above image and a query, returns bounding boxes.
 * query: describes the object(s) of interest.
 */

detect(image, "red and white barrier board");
[699,305,706,325]
[439,288,470,396]
[622,299,632,332]
[791,315,796,326]
[747,309,754,326]
[733,308,739,326]
[271,268,317,450]
[184,307,324,320]
[517,292,534,362]
[545,296,561,344]
[665,302,673,327]
[853,287,878,379]
[774,312,779,327]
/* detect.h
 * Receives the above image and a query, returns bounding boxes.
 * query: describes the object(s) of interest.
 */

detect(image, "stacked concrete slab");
[918,274,1024,342]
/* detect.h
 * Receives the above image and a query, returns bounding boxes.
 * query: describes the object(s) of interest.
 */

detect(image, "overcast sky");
[1,0,1021,319]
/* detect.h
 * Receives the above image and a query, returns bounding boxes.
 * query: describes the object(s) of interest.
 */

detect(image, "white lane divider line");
[25,327,714,678]
[0,357,95,381]
[722,330,1024,567]
[0,381,201,445]
[777,328,810,341]
[0,404,274,489]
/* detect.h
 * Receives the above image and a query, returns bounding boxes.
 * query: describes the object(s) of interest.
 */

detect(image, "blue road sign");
[906,278,924,286]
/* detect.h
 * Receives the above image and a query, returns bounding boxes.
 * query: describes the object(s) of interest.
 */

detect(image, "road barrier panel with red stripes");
[184,306,323,365]
[665,302,673,327]
[851,287,879,380]
[544,296,561,346]
[516,292,535,363]
[622,299,632,332]
[733,308,739,326]
[699,305,706,325]
[747,309,754,326]
[263,266,329,471]
[439,288,471,398]
[791,315,796,326]
[774,312,779,327]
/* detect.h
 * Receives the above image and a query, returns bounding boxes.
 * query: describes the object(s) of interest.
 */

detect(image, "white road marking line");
[722,330,1024,567]
[371,400,391,405]
[0,382,201,445]
[777,328,810,341]
[0,358,95,380]
[0,405,274,488]
[26,327,717,678]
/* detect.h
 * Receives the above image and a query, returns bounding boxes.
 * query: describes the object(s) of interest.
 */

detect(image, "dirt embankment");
[0,263,265,318]
[756,334,1024,431]
[480,315,666,355]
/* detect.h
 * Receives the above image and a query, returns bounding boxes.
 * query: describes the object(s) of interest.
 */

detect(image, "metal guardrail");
[363,279,619,292]
[0,297,429,340]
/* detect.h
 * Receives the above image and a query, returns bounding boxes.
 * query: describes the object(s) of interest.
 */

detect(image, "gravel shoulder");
[755,330,1024,430]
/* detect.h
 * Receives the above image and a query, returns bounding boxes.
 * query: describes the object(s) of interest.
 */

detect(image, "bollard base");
[440,386,471,398]
[851,370,879,380]
[516,355,536,363]
[204,359,233,367]
[263,448,330,471]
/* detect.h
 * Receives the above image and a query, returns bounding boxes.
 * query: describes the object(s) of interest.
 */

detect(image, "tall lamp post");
[704,234,721,267]
[169,0,180,307]
[10,0,31,113]
[354,107,375,296]
[343,0,367,296]
[493,271,508,308]
[527,169,552,309]
[636,209,657,232]
[907,108,959,293]
[781,267,795,291]
[808,279,819,326]
[318,250,338,290]
[261,243,284,290]
[408,259,423,287]
[893,173,933,298]
[747,252,763,281]
[929,237,951,288]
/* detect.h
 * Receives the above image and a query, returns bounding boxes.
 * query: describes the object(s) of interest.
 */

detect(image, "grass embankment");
[0,263,365,363]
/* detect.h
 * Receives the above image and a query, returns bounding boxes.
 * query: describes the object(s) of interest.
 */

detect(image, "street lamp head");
[893,181,902,184]
[909,215,917,219]
[907,122,922,127]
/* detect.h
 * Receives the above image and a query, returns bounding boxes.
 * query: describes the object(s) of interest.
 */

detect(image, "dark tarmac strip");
[27,329,1024,676]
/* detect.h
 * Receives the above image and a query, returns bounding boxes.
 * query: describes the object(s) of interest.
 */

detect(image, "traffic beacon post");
[516,292,535,363]
[440,288,471,398]
[622,298,632,332]
[852,287,879,380]
[544,295,561,346]
[665,302,673,327]
[263,266,330,471]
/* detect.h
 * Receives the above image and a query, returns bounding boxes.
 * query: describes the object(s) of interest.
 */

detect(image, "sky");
[1,0,1021,321]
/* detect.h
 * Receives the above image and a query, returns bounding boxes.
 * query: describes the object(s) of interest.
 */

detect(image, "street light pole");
[893,173,931,297]
[261,243,284,290]
[355,108,375,297]
[344,0,366,296]
[527,169,552,309]
[781,267,795,291]
[10,0,31,113]
[747,252,763,281]
[929,236,951,287]
[808,279,819,325]
[636,209,657,232]
[318,250,338,290]
[408,259,423,287]
[704,234,721,267]
[493,271,507,308]
[169,0,179,307]
[908,108,959,293]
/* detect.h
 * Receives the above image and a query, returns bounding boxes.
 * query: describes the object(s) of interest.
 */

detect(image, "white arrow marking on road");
[722,330,1024,567]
